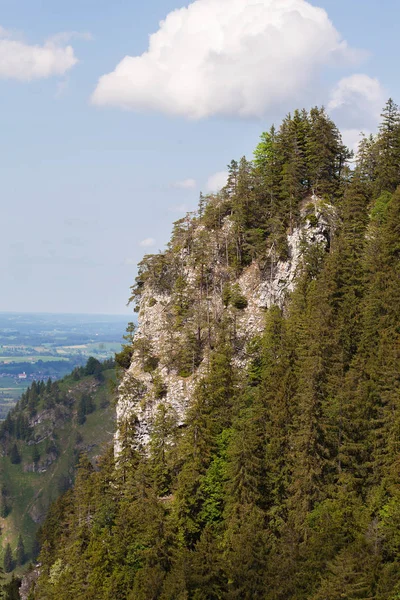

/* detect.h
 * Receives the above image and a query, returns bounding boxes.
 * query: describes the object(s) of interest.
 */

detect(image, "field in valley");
[0,312,130,417]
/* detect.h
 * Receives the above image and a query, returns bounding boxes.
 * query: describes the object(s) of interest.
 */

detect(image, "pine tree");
[253,125,281,217]
[16,535,26,566]
[311,540,380,600]
[1,574,21,600]
[149,403,179,496]
[375,98,400,194]
[224,504,269,600]
[278,111,309,228]
[9,444,20,465]
[32,445,40,467]
[306,107,351,198]
[3,543,13,573]
[188,526,226,599]
[261,306,296,526]
[356,133,377,187]
[115,416,141,489]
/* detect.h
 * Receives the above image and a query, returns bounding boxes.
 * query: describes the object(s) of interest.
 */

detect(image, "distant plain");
[0,312,129,418]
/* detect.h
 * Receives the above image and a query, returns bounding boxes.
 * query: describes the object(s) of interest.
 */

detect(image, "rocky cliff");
[116,194,335,449]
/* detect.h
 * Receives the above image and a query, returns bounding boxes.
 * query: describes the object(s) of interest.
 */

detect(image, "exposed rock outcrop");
[116,197,335,449]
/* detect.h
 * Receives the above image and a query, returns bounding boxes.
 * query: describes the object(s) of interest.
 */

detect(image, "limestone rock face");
[115,198,334,450]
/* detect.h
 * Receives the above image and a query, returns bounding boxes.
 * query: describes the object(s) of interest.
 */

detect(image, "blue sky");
[1,0,397,314]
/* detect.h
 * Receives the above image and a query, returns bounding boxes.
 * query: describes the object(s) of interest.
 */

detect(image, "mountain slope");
[0,358,116,572]
[28,102,400,600]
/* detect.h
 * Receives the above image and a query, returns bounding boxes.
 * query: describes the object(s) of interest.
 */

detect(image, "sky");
[1,0,398,315]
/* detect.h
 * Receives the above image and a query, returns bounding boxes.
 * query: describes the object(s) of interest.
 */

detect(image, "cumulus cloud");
[0,27,78,81]
[206,171,229,192]
[172,178,197,189]
[91,0,361,119]
[139,238,156,248]
[328,74,386,130]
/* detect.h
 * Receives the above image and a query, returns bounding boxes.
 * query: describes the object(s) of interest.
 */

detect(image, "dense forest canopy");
[25,101,400,600]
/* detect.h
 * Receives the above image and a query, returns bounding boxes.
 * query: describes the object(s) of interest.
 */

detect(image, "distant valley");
[0,313,129,418]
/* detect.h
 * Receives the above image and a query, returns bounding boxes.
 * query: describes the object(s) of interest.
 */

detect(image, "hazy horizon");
[0,310,131,318]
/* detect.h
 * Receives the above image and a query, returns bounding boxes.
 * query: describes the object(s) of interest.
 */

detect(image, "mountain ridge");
[21,100,400,599]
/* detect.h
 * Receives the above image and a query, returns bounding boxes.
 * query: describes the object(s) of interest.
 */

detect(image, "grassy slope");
[0,369,116,567]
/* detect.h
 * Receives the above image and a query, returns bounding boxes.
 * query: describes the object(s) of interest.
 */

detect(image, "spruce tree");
[32,445,40,467]
[16,535,25,566]
[149,403,179,496]
[9,444,20,465]
[3,543,13,573]
[375,98,400,194]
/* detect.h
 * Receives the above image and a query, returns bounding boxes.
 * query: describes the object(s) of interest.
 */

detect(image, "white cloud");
[172,178,197,189]
[206,171,229,192]
[0,27,78,81]
[139,237,156,248]
[91,0,360,119]
[328,74,386,130]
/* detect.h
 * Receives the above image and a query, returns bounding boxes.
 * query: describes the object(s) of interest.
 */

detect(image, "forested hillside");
[29,101,400,600]
[0,358,116,582]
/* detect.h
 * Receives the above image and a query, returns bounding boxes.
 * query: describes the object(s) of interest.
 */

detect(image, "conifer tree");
[253,125,281,215]
[9,444,20,465]
[375,98,400,194]
[32,445,40,467]
[1,574,21,600]
[16,535,26,566]
[149,403,179,496]
[306,107,350,198]
[3,543,13,573]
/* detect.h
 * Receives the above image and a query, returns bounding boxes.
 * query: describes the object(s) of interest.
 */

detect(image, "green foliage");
[222,283,248,310]
[9,444,20,465]
[0,361,116,576]
[371,190,392,223]
[202,197,232,230]
[129,253,180,310]
[172,332,203,378]
[16,535,26,566]
[3,544,13,573]
[307,213,318,227]
[222,284,231,308]
[77,391,96,425]
[149,403,180,496]
[199,430,231,526]
[133,337,159,373]
[229,284,248,310]
[31,445,40,466]
[1,574,21,600]
[115,345,134,370]
[152,373,168,400]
